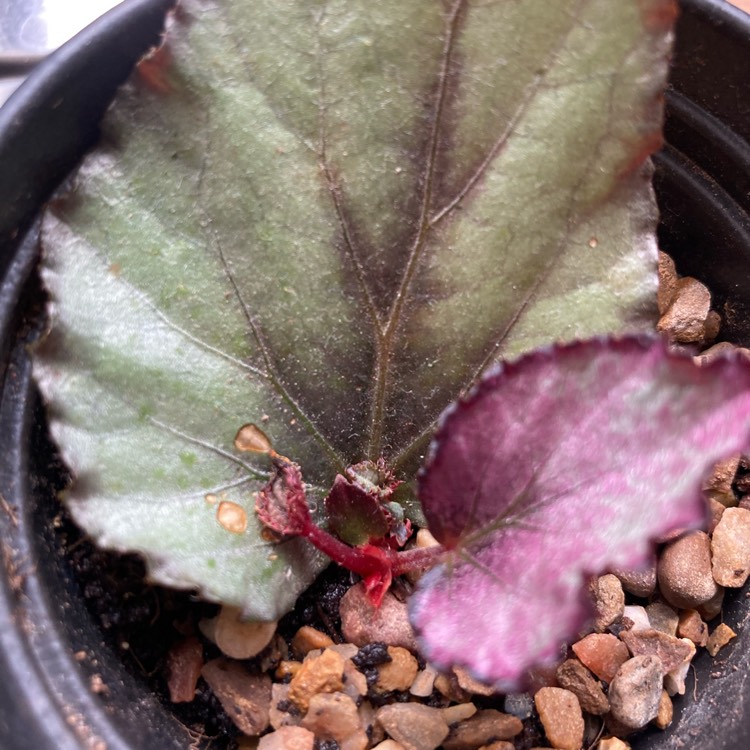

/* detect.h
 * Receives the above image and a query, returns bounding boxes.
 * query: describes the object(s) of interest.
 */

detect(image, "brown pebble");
[166,635,203,703]
[376,703,450,750]
[704,310,721,342]
[653,690,673,730]
[697,586,725,620]
[375,647,419,693]
[410,665,438,697]
[478,744,514,750]
[677,609,709,647]
[656,276,711,343]
[453,666,497,697]
[608,655,663,730]
[201,606,277,660]
[598,739,632,750]
[258,726,315,750]
[708,498,727,535]
[706,622,737,656]
[372,742,406,750]
[555,659,609,715]
[302,692,367,749]
[571,633,630,683]
[703,454,740,506]
[288,648,345,712]
[620,628,694,674]
[534,687,584,750]
[441,703,477,726]
[269,683,301,730]
[201,658,271,735]
[340,583,418,651]
[611,555,657,598]
[657,251,678,315]
[711,507,750,587]
[292,626,335,657]
[276,660,302,680]
[663,639,696,696]
[644,602,678,636]
[434,672,470,703]
[442,709,523,750]
[590,574,625,632]
[657,531,719,609]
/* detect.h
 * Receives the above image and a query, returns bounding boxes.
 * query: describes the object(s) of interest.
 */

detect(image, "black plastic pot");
[0,1,748,748]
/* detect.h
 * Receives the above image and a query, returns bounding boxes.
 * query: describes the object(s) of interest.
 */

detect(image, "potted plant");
[0,0,749,748]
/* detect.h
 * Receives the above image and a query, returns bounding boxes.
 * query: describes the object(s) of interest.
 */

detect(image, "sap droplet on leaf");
[234,423,272,454]
[217,501,248,534]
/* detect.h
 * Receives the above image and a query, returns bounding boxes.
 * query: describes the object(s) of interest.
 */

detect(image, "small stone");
[340,583,418,651]
[258,726,314,750]
[376,703,450,750]
[372,742,406,750]
[611,556,657,598]
[708,498,727,534]
[653,690,673,730]
[441,703,478,726]
[657,251,678,315]
[276,660,302,680]
[302,692,366,749]
[200,606,277,660]
[677,609,709,647]
[555,659,609,715]
[434,672,470,703]
[534,687,584,750]
[607,655,663,730]
[571,633,630,683]
[663,639,696,696]
[598,738,632,750]
[711,507,750,587]
[201,659,271,735]
[704,309,721,341]
[292,626,335,657]
[620,628,693,674]
[410,665,438,697]
[342,659,368,702]
[442,710,523,750]
[706,622,737,656]
[375,647,419,693]
[703,454,741,506]
[697,586,725,620]
[644,602,678,636]
[478,744,514,750]
[589,574,625,632]
[621,605,650,632]
[269,683,301,730]
[657,531,719,609]
[288,648,346,713]
[453,665,497,697]
[656,276,711,343]
[166,635,203,703]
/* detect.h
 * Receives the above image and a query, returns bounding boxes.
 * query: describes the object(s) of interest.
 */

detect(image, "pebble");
[590,574,625,632]
[478,744,514,750]
[657,531,719,609]
[409,665,438,697]
[708,497,726,534]
[697,586,725,620]
[288,648,345,712]
[555,659,609,715]
[706,622,737,657]
[598,738,632,750]
[619,628,693,674]
[453,666,497,697]
[534,687,584,750]
[611,557,657,598]
[703,454,741,506]
[434,672,470,703]
[302,692,367,750]
[663,639,696,696]
[258,726,314,750]
[292,626,335,657]
[621,605,650,632]
[571,633,630,683]
[711,507,750,587]
[200,606,277,660]
[342,659,368,702]
[375,703,450,750]
[644,602,678,636]
[442,709,523,750]
[269,683,300,729]
[653,690,673,730]
[372,742,406,750]
[441,703,477,726]
[656,276,711,343]
[166,635,203,703]
[607,655,663,730]
[657,251,678,315]
[340,583,418,651]
[375,647,419,693]
[201,658,272,735]
[677,609,709,647]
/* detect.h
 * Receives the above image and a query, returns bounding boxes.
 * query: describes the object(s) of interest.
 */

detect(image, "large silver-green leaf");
[34,0,672,618]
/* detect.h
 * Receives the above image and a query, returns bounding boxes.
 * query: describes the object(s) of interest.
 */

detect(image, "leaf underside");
[34,0,673,617]
[412,337,750,689]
